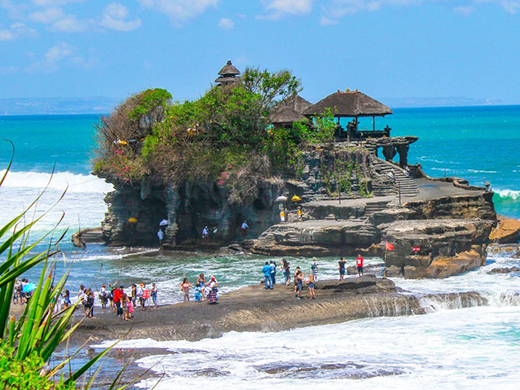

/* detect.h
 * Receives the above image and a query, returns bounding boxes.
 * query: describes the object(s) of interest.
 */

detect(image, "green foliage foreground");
[0,148,133,389]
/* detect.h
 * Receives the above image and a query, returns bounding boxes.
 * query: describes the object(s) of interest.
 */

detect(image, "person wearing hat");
[207,276,219,304]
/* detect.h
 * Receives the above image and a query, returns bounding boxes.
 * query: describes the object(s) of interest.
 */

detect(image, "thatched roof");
[303,90,392,117]
[214,75,240,84]
[269,94,312,124]
[218,60,240,77]
[270,106,307,124]
[283,94,313,114]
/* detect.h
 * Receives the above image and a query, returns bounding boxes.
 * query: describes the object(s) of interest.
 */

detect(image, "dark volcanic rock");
[382,219,494,278]
[488,267,520,274]
[70,277,490,346]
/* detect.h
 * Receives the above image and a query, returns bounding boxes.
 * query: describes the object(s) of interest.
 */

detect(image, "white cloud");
[29,7,65,23]
[28,2,142,33]
[318,0,520,23]
[218,17,234,29]
[99,3,142,31]
[260,0,314,19]
[137,0,220,26]
[499,0,520,14]
[50,14,90,32]
[45,41,73,62]
[0,23,38,41]
[454,5,475,15]
[26,41,95,73]
[323,0,418,20]
[0,0,29,19]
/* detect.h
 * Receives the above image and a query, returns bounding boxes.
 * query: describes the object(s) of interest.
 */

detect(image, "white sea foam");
[0,170,113,193]
[93,306,520,390]
[0,171,113,233]
[467,169,497,174]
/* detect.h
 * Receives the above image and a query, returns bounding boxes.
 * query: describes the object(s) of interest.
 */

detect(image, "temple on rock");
[303,89,393,141]
[89,60,497,280]
[215,60,241,86]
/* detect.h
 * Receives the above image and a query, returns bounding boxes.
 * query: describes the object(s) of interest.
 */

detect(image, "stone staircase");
[371,157,419,198]
[364,200,391,215]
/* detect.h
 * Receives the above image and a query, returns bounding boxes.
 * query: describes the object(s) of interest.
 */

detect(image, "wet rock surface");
[71,277,489,345]
[488,267,520,274]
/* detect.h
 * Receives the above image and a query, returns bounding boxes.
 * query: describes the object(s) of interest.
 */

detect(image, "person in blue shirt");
[262,262,273,290]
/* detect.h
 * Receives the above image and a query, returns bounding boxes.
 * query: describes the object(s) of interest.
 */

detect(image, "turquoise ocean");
[1,106,520,389]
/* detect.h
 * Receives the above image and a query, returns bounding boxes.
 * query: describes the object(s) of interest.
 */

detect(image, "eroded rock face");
[489,217,520,244]
[101,181,285,247]
[251,193,496,278]
[252,221,379,256]
[99,149,388,247]
[405,193,496,221]
[382,219,493,278]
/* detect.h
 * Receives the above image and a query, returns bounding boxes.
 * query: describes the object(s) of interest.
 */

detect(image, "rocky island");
[90,61,497,279]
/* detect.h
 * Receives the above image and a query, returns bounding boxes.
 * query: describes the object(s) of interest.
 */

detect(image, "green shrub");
[0,340,74,390]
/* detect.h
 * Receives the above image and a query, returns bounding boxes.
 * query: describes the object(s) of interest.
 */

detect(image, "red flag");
[385,242,394,251]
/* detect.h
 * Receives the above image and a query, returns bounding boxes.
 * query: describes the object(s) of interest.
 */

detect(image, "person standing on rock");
[241,221,249,236]
[270,261,277,285]
[157,229,164,247]
[113,285,123,317]
[262,262,273,290]
[131,284,137,307]
[99,285,108,309]
[282,259,291,285]
[180,278,192,302]
[311,258,319,281]
[294,267,301,294]
[151,283,158,309]
[306,273,316,299]
[356,254,364,277]
[338,257,347,280]
[295,270,304,299]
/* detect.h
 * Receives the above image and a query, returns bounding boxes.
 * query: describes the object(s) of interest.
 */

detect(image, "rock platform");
[71,277,487,343]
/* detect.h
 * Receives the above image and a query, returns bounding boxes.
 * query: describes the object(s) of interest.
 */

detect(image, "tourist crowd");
[80,282,160,321]
[260,254,365,299]
[179,273,219,304]
[13,255,366,314]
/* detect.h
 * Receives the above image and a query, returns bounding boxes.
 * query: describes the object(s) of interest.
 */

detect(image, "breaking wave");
[0,170,113,193]
[494,189,520,201]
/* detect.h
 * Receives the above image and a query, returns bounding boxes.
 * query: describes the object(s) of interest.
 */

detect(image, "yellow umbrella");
[128,217,138,224]
[291,195,302,202]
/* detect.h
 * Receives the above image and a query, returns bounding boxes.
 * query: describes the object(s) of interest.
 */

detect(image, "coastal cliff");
[92,65,497,279]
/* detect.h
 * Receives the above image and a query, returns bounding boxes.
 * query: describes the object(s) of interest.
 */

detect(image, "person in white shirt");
[241,221,249,236]
[202,226,209,239]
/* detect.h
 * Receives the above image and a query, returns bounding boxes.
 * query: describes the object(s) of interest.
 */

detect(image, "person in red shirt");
[356,254,364,277]
[113,286,124,317]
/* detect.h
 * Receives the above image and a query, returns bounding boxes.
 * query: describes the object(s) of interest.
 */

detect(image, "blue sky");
[0,0,520,104]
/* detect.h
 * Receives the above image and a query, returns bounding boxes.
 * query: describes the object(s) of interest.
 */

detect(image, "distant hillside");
[0,97,120,116]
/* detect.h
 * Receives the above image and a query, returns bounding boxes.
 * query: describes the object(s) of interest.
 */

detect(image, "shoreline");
[70,276,486,345]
